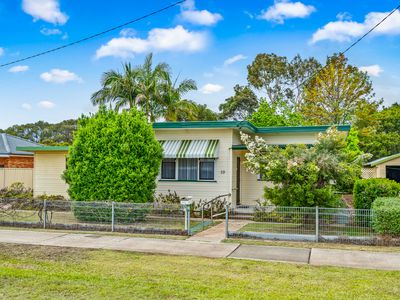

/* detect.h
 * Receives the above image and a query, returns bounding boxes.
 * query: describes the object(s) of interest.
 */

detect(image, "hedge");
[372,197,400,236]
[353,178,400,209]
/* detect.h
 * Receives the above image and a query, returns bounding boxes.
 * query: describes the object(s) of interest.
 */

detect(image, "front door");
[236,157,241,205]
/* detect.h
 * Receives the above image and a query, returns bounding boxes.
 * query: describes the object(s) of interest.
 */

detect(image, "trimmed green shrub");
[353,178,400,209]
[63,107,162,202]
[372,197,400,236]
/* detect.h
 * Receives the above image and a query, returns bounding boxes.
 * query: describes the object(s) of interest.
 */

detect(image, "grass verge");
[0,243,399,299]
[224,238,400,253]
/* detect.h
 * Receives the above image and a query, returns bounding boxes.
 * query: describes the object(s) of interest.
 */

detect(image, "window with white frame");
[160,158,215,181]
[161,159,176,179]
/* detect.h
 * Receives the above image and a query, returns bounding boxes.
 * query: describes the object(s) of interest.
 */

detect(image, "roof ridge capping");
[153,121,350,133]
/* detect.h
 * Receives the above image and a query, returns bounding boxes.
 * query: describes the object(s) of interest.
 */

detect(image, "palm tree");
[91,63,139,111]
[163,75,197,121]
[92,53,197,122]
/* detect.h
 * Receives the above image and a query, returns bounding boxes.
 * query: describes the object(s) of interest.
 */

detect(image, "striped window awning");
[159,140,219,158]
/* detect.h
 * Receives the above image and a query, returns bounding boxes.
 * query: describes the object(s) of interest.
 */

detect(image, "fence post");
[186,204,191,235]
[315,206,319,242]
[43,200,47,229]
[111,201,115,232]
[225,204,229,239]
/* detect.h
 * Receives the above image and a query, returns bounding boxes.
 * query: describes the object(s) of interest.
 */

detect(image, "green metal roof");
[364,153,400,167]
[16,146,69,152]
[153,121,350,133]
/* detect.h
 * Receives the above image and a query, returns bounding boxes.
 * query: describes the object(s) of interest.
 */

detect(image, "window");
[161,159,176,179]
[178,158,197,181]
[199,159,215,180]
[160,158,216,181]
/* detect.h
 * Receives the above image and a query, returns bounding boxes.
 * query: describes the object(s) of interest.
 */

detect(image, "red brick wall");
[0,156,34,168]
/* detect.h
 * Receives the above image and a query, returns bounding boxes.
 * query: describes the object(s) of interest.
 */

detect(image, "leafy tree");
[358,103,400,159]
[0,119,77,145]
[91,53,197,122]
[241,127,362,207]
[219,85,259,120]
[63,107,162,202]
[302,54,376,125]
[165,100,218,121]
[345,127,362,161]
[248,100,303,127]
[247,53,321,109]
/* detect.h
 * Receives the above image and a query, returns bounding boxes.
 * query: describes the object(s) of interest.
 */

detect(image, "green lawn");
[1,244,400,299]
[239,222,373,237]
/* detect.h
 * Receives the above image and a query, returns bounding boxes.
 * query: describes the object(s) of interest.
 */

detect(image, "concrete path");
[188,220,249,242]
[0,229,239,258]
[1,229,400,270]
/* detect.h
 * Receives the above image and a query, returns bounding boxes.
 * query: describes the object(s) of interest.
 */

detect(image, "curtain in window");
[161,159,176,179]
[178,158,198,180]
[199,159,214,180]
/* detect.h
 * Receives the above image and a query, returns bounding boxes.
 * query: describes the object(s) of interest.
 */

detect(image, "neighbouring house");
[18,121,350,204]
[362,153,400,183]
[0,133,39,189]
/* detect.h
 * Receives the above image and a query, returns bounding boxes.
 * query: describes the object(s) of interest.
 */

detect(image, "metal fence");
[0,199,194,236]
[226,205,377,243]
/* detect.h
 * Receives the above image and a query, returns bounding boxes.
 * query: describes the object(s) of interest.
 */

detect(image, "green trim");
[153,121,350,133]
[365,153,400,167]
[159,179,217,183]
[232,144,313,150]
[16,146,69,152]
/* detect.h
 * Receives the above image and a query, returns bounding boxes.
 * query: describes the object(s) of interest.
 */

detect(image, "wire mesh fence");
[227,205,377,243]
[0,199,190,236]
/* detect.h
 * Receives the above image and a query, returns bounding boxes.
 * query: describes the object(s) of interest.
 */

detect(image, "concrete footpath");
[1,229,400,271]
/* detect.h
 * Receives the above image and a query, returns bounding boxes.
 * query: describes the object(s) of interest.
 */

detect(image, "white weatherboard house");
[18,121,350,205]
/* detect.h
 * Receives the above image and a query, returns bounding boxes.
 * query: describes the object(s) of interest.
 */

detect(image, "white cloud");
[311,10,400,43]
[179,0,222,26]
[119,28,137,37]
[259,0,316,24]
[8,65,29,73]
[359,64,383,77]
[40,27,62,35]
[21,103,32,110]
[40,69,82,83]
[200,83,224,94]
[224,54,247,66]
[22,0,68,25]
[38,101,55,109]
[96,25,208,59]
[0,47,4,56]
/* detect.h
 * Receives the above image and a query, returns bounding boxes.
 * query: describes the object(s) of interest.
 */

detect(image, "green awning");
[159,140,219,158]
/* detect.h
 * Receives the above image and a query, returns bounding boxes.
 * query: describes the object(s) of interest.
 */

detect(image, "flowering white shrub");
[240,127,364,207]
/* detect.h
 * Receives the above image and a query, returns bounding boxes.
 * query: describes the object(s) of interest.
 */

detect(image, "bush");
[353,178,400,209]
[63,107,162,202]
[72,202,149,224]
[0,182,33,199]
[372,197,400,236]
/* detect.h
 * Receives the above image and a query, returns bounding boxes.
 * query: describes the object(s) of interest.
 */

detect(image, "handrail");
[201,193,231,229]
[201,193,231,208]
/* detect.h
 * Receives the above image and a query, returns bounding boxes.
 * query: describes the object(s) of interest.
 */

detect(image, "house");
[18,121,350,204]
[0,133,39,189]
[362,153,400,183]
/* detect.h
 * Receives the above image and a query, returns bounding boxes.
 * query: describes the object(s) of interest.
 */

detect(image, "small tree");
[63,107,162,202]
[241,127,362,207]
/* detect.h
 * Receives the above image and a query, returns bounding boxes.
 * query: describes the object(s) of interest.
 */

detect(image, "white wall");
[155,128,233,203]
[33,152,69,198]
[0,168,33,189]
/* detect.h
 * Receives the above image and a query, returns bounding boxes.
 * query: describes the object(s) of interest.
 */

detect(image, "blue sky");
[1,0,400,129]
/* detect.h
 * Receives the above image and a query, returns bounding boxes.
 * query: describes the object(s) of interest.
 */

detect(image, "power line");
[297,3,400,89]
[0,0,186,68]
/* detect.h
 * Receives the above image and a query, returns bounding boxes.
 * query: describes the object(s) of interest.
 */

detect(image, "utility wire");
[297,3,400,89]
[0,0,186,68]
